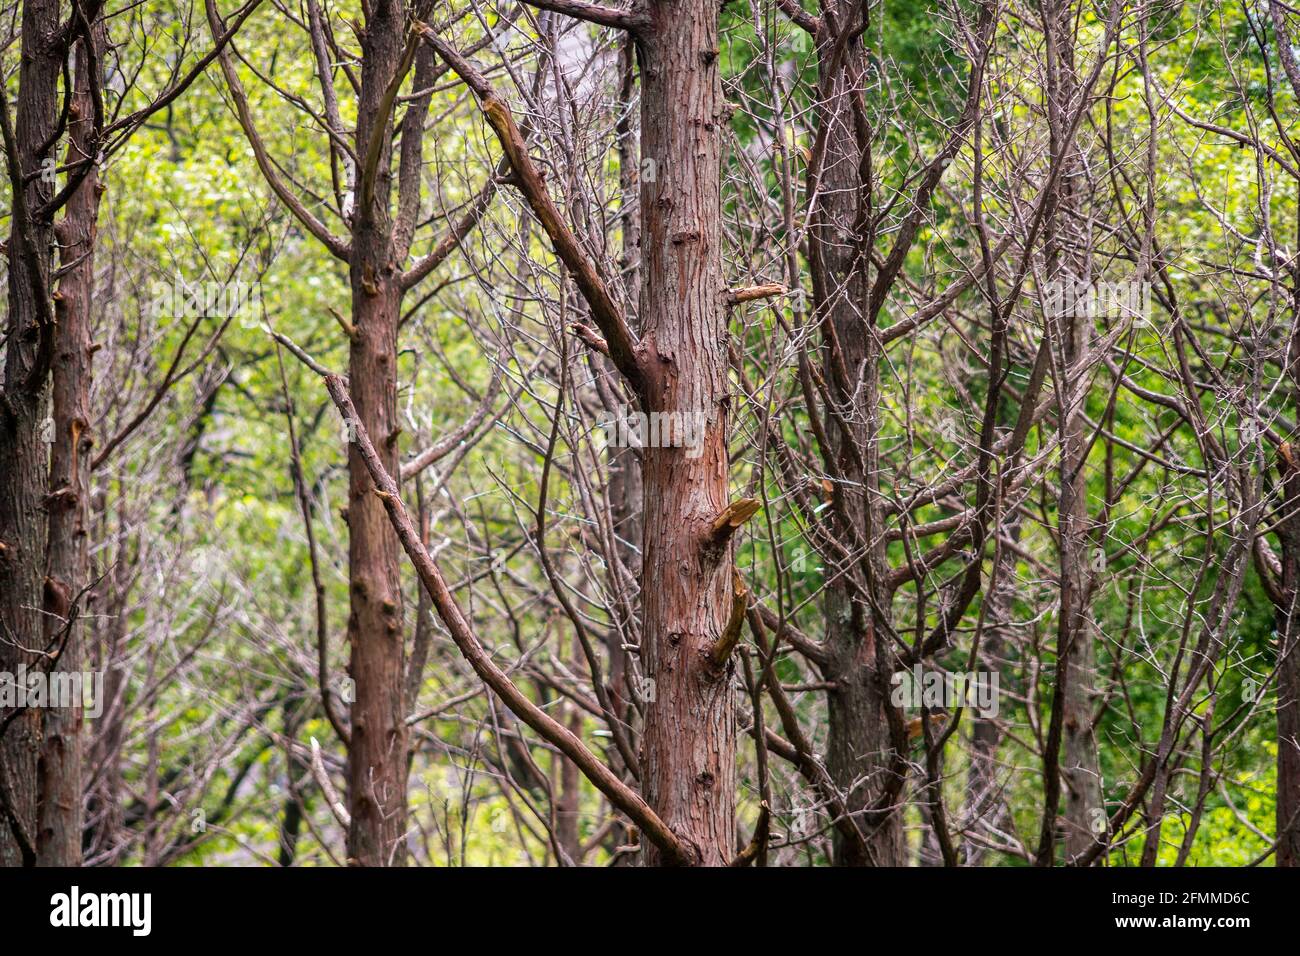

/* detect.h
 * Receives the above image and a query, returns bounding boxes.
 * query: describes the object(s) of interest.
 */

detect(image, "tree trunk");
[278,692,306,866]
[812,15,905,867]
[1275,310,1300,867]
[0,0,62,868]
[966,519,1020,865]
[343,0,409,866]
[1272,0,1300,873]
[637,0,736,866]
[606,31,642,744]
[1042,0,1102,864]
[36,23,104,867]
[556,637,583,864]
[343,276,408,866]
[1053,187,1104,868]
[1274,448,1300,866]
[824,590,904,866]
[84,548,130,862]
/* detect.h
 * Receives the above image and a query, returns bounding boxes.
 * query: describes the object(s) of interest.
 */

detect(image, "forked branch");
[419,25,646,395]
[322,373,690,864]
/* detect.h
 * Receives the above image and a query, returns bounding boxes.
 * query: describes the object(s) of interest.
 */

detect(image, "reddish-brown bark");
[342,0,411,866]
[636,0,736,866]
[36,23,105,867]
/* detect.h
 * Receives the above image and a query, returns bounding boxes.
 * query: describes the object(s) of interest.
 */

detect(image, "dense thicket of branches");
[1,0,1299,866]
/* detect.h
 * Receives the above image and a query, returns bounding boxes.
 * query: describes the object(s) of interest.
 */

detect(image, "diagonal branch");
[419,25,646,395]
[774,0,819,35]
[309,737,351,828]
[516,0,650,33]
[399,168,500,291]
[322,373,691,864]
[359,24,421,219]
[400,354,504,480]
[866,1,994,325]
[203,0,350,261]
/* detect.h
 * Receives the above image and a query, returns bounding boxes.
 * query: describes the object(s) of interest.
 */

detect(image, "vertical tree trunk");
[344,280,408,866]
[812,14,905,867]
[1272,0,1300,871]
[1274,310,1300,867]
[1274,446,1300,866]
[823,588,904,866]
[1041,0,1102,864]
[344,0,408,866]
[556,635,583,864]
[637,0,736,866]
[37,23,104,867]
[1056,238,1103,864]
[606,441,641,727]
[1059,439,1103,864]
[85,551,129,862]
[966,520,1019,865]
[0,0,62,868]
[278,693,306,866]
[605,32,643,739]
